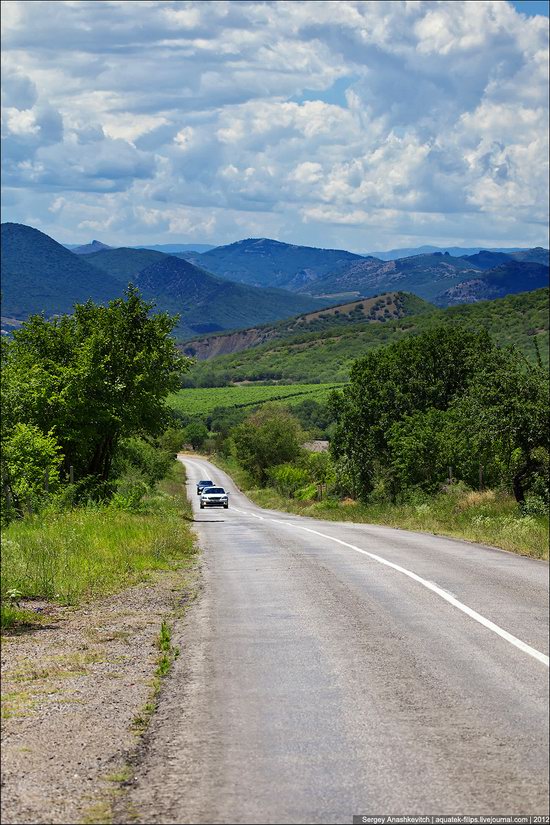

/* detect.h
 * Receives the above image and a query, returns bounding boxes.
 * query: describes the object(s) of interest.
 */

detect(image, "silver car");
[200,486,229,509]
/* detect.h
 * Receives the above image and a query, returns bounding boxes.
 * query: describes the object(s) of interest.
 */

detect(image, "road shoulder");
[1,565,199,825]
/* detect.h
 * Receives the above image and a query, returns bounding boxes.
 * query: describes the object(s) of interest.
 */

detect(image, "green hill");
[182,292,430,360]
[85,247,169,281]
[184,288,549,386]
[0,223,122,317]
[133,255,325,335]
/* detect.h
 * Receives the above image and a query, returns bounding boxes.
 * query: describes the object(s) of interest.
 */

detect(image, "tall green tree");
[2,287,191,489]
[232,404,305,483]
[450,349,549,502]
[330,326,495,500]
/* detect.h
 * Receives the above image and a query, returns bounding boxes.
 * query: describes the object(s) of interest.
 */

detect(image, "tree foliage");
[2,287,191,504]
[231,404,305,483]
[330,326,549,504]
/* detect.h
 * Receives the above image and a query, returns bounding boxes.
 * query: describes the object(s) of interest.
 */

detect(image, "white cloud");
[1,0,548,250]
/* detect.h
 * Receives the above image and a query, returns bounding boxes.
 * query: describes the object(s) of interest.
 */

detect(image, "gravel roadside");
[1,564,199,825]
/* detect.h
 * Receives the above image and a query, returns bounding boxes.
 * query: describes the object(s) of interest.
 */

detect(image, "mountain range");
[2,223,548,341]
[178,238,364,291]
[1,224,326,338]
[367,244,528,260]
[174,238,548,305]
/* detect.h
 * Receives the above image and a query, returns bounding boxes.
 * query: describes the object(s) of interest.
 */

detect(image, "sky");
[1,0,548,252]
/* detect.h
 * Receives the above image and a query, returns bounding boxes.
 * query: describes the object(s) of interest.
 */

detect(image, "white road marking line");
[183,460,549,667]
[273,518,549,668]
[233,506,264,520]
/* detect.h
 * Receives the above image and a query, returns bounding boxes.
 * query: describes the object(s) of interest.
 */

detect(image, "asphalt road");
[121,456,549,824]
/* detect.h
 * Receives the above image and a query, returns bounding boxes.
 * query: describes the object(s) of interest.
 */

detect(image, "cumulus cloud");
[1,0,548,250]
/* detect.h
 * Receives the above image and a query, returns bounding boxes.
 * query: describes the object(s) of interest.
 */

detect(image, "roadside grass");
[130,616,181,741]
[212,455,548,560]
[1,461,196,630]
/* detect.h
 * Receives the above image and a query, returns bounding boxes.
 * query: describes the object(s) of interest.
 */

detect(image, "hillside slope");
[435,262,549,306]
[86,247,175,282]
[183,288,549,385]
[192,237,364,289]
[305,252,482,301]
[1,223,122,318]
[132,255,325,335]
[182,292,430,360]
[509,247,549,265]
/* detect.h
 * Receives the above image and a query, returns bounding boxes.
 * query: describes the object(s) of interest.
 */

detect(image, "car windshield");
[199,480,213,486]
[204,487,225,494]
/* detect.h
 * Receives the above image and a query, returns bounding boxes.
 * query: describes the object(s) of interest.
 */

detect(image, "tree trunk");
[512,472,525,504]
[87,433,116,481]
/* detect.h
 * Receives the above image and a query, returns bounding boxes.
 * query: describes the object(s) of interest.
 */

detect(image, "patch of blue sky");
[291,75,358,108]
[510,0,549,16]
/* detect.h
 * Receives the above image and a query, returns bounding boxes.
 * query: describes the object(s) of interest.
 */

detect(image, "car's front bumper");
[201,499,228,507]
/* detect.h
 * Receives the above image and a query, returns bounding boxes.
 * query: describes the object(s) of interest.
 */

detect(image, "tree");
[451,349,549,503]
[1,423,64,517]
[232,404,305,483]
[2,287,191,490]
[330,326,498,501]
[184,421,209,450]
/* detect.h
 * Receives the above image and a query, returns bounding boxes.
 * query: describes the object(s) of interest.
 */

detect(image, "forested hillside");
[183,288,549,385]
[182,292,430,360]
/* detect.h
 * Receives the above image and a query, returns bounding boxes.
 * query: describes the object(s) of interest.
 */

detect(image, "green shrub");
[1,423,64,519]
[232,405,305,483]
[112,438,172,489]
[267,464,311,497]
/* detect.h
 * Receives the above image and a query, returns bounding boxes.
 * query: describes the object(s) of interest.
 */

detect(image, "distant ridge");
[194,237,364,290]
[135,243,215,254]
[435,261,550,306]
[368,245,530,260]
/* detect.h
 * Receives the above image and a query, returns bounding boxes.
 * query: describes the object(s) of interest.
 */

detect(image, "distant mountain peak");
[72,239,111,255]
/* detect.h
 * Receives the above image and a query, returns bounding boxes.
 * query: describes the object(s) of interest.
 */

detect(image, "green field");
[167,383,344,416]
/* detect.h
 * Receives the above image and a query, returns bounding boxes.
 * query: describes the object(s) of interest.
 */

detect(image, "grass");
[1,690,35,719]
[212,455,549,560]
[1,462,196,630]
[11,651,106,683]
[130,618,179,737]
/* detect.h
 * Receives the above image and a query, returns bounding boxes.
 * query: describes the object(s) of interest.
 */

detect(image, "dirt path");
[1,565,199,825]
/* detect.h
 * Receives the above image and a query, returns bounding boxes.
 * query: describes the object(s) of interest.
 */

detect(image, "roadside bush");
[232,404,305,483]
[183,421,209,450]
[267,464,311,497]
[294,483,318,501]
[1,423,64,519]
[113,438,172,489]
[158,426,188,455]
